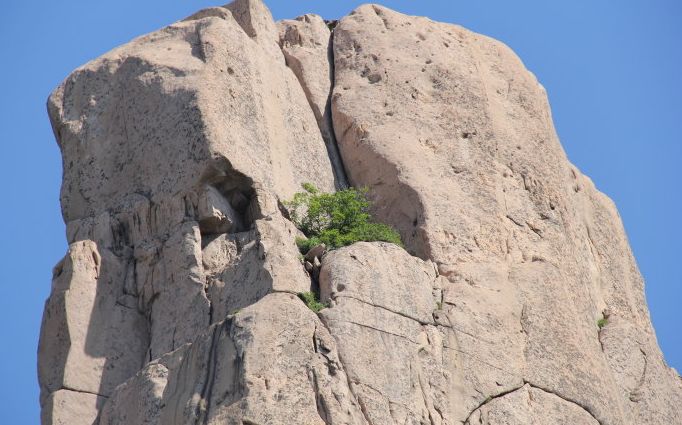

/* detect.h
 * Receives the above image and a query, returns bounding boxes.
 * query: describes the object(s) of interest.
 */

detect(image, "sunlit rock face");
[39,1,682,424]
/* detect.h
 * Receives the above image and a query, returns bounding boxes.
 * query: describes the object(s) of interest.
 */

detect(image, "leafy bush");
[597,317,608,329]
[298,291,328,313]
[285,184,402,253]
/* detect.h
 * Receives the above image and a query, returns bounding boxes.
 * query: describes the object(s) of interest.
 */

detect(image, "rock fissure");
[630,348,649,402]
[57,386,109,400]
[462,383,525,424]
[523,381,605,425]
[326,30,349,188]
[416,366,439,425]
[308,368,331,425]
[195,321,227,424]
[464,382,605,425]
[331,293,433,325]
[441,343,518,377]
[438,306,496,344]
[329,317,422,345]
[277,12,349,189]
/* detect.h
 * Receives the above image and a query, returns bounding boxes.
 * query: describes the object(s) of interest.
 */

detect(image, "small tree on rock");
[285,184,403,253]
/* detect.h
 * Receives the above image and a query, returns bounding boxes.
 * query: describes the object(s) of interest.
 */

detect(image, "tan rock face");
[48,0,335,223]
[99,293,367,425]
[39,1,681,424]
[278,14,348,188]
[331,4,682,424]
[40,0,336,420]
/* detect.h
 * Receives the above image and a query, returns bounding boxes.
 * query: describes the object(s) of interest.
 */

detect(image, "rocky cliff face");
[39,1,682,424]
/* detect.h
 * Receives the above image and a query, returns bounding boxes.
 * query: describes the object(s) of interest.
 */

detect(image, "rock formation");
[39,1,682,424]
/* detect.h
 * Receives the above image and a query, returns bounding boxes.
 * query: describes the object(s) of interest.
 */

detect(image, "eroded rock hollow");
[39,1,682,424]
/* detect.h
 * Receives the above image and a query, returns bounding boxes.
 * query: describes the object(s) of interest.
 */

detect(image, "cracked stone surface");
[465,384,600,425]
[100,293,367,425]
[39,0,682,424]
[278,13,348,188]
[331,4,682,424]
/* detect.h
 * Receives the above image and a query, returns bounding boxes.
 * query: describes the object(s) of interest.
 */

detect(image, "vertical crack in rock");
[308,323,331,425]
[629,348,648,403]
[325,27,350,189]
[195,321,227,424]
[416,366,438,425]
[309,368,331,425]
[277,14,349,189]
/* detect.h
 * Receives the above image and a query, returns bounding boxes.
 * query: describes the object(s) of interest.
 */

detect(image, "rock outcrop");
[39,1,682,424]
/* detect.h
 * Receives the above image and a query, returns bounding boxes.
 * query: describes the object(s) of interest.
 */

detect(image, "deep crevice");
[325,28,350,189]
[277,15,349,190]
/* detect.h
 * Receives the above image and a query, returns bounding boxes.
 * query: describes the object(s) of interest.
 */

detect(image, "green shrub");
[597,317,608,329]
[325,19,338,31]
[285,184,403,253]
[298,291,328,313]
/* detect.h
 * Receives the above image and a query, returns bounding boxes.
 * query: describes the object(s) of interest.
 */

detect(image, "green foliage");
[298,291,328,313]
[597,317,608,329]
[301,182,319,194]
[285,184,403,253]
[325,19,338,31]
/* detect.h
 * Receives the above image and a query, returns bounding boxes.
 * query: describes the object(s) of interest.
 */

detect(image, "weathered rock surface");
[40,0,336,420]
[39,1,682,424]
[48,0,335,223]
[465,384,601,425]
[331,4,682,424]
[278,14,348,188]
[100,293,367,425]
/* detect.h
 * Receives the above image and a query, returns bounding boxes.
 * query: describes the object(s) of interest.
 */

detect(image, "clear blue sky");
[1,1,679,423]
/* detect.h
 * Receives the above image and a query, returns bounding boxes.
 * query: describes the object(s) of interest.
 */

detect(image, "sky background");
[1,1,680,423]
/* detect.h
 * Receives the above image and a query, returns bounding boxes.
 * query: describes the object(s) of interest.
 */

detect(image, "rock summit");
[39,1,682,424]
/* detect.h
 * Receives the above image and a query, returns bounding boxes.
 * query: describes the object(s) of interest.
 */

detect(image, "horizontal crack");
[437,310,495,344]
[441,344,518,377]
[56,386,109,399]
[332,293,433,325]
[326,317,422,345]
